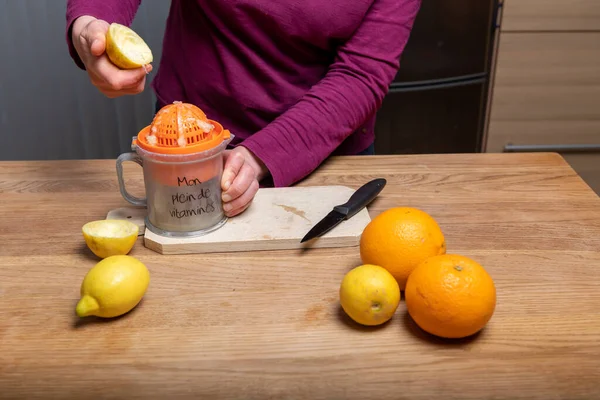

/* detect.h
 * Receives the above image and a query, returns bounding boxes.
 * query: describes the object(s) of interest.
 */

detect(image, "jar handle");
[116,153,147,207]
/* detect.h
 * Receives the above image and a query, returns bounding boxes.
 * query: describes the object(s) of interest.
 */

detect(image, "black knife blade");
[300,178,386,243]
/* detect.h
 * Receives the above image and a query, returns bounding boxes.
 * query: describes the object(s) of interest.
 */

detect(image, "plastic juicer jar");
[116,102,233,237]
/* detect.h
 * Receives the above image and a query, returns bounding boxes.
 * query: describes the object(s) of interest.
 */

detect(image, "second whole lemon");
[76,255,150,318]
[339,264,401,326]
[360,207,446,290]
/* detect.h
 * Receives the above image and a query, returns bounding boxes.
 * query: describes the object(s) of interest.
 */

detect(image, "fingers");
[221,151,245,191]
[132,76,147,94]
[99,85,145,98]
[223,179,259,217]
[222,158,259,217]
[90,70,145,91]
[94,75,147,97]
[222,163,255,203]
[94,57,149,88]
[88,56,149,96]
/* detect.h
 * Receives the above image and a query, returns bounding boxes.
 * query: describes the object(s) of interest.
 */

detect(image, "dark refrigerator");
[374,0,501,155]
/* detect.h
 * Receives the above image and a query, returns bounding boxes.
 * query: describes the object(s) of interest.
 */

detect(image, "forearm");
[242,73,382,187]
[66,0,142,68]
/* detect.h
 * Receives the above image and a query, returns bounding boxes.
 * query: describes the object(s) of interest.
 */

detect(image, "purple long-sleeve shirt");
[66,0,420,187]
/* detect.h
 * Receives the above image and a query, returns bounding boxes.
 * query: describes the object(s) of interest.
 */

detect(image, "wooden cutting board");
[106,185,372,255]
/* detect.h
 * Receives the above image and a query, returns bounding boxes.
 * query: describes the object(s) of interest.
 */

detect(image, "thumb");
[83,22,108,57]
[88,32,106,57]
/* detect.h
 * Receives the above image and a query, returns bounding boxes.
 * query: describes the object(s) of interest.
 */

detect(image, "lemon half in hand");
[82,219,139,259]
[105,22,153,69]
[76,255,150,318]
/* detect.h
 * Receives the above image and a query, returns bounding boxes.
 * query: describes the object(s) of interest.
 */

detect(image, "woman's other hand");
[221,147,268,217]
[71,16,151,98]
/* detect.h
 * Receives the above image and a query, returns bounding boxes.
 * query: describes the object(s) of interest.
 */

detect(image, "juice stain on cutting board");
[276,204,311,223]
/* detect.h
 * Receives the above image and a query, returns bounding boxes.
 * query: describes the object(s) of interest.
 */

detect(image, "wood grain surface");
[1,153,600,399]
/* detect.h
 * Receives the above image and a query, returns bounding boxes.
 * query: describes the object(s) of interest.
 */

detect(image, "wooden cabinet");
[485,0,600,195]
[487,33,600,152]
[500,0,600,31]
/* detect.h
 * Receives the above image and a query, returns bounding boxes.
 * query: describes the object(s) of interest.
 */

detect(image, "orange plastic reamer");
[134,101,231,155]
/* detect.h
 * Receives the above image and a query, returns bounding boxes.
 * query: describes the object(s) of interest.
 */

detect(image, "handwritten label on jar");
[169,176,219,219]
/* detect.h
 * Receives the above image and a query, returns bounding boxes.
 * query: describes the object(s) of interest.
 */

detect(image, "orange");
[359,207,446,290]
[405,254,496,339]
[339,264,401,326]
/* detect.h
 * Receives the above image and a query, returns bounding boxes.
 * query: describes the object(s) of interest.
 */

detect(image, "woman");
[66,0,420,217]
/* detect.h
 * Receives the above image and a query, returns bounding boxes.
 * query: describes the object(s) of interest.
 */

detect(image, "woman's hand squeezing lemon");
[71,16,152,98]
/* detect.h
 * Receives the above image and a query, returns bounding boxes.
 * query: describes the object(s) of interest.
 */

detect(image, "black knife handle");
[333,178,387,218]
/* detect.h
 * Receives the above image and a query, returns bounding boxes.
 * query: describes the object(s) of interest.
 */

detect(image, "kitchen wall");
[0,0,170,160]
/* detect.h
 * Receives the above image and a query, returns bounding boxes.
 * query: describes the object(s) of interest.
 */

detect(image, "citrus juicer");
[116,101,234,237]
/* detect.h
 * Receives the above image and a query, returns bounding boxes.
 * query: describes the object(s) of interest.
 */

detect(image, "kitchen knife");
[300,178,386,243]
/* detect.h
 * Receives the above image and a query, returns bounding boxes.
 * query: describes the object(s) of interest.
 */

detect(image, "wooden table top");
[1,152,600,399]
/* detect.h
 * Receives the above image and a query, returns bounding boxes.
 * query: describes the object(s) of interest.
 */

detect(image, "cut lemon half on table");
[105,23,153,69]
[82,220,139,259]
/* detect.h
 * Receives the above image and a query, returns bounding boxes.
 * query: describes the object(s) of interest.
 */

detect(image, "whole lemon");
[76,255,150,318]
[339,264,401,326]
[360,207,446,290]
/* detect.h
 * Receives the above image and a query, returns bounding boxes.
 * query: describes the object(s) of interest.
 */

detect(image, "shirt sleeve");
[242,0,421,187]
[65,0,142,69]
